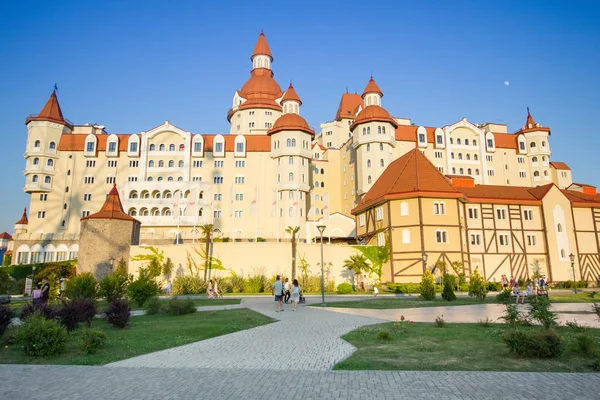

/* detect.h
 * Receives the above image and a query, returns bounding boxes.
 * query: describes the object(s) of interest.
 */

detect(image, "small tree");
[420,270,436,300]
[285,226,300,280]
[343,254,370,290]
[147,257,162,279]
[468,268,487,300]
[530,260,543,286]
[199,224,215,280]
[162,257,174,280]
[441,273,457,301]
[65,272,98,300]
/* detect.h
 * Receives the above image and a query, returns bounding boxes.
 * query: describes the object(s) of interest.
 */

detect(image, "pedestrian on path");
[290,279,300,311]
[272,275,284,312]
[283,278,291,303]
[207,280,215,298]
[373,286,378,297]
[40,277,50,306]
[213,279,222,298]
[165,279,172,298]
[501,274,509,290]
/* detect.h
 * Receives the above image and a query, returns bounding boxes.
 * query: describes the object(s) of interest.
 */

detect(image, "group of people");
[500,274,549,304]
[32,277,50,307]
[272,275,301,312]
[207,279,222,298]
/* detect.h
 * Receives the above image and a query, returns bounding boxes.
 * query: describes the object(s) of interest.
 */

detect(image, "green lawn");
[335,322,600,372]
[0,309,273,365]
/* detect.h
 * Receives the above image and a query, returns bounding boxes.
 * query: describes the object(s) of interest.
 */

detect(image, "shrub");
[571,334,598,357]
[434,315,445,328]
[420,270,436,301]
[502,329,563,358]
[496,289,512,304]
[165,298,196,316]
[98,271,129,302]
[65,273,98,300]
[458,284,469,292]
[80,328,107,355]
[478,317,493,327]
[441,274,456,302]
[487,282,503,292]
[257,237,267,242]
[500,304,520,326]
[554,280,587,289]
[528,296,557,329]
[15,313,68,357]
[244,272,268,293]
[172,275,208,295]
[0,304,14,336]
[19,302,59,321]
[336,283,353,294]
[377,330,391,341]
[565,321,587,333]
[385,282,421,294]
[57,299,97,331]
[227,275,245,293]
[468,269,487,300]
[592,358,600,371]
[105,299,131,328]
[127,270,160,307]
[145,297,163,315]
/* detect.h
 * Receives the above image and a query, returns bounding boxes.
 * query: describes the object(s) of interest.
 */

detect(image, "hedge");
[1,261,76,280]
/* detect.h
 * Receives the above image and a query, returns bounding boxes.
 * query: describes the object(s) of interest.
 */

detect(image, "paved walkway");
[325,302,600,328]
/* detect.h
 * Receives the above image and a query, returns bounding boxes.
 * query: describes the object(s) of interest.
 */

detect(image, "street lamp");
[569,253,577,294]
[422,252,428,271]
[317,225,326,307]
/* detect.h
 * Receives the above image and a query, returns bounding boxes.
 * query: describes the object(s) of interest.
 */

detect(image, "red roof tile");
[561,189,600,207]
[550,162,570,171]
[350,105,398,132]
[281,83,302,105]
[58,134,134,152]
[25,91,71,127]
[267,113,314,136]
[16,208,28,225]
[335,93,363,121]
[0,232,12,240]
[202,134,272,152]
[82,184,139,222]
[493,133,518,149]
[251,32,273,60]
[395,125,437,143]
[362,77,383,97]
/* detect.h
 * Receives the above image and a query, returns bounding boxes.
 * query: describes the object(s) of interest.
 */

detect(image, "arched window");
[320,168,324,174]
[544,170,548,176]
[179,144,185,151]
[289,156,293,165]
[314,167,319,174]
[44,176,51,184]
[541,141,546,147]
[402,229,411,244]
[157,177,163,181]
[158,160,164,167]
[542,156,547,161]
[458,153,463,160]
[534,171,540,177]
[530,142,536,148]
[178,160,184,167]
[449,138,453,144]
[149,144,156,151]
[321,182,325,188]
[473,140,477,146]
[466,154,470,160]
[289,207,294,217]
[451,152,454,159]
[315,180,319,187]
[560,249,566,258]
[49,141,56,149]
[367,144,371,151]
[467,168,472,175]
[368,175,372,184]
[532,156,538,162]
[459,168,464,174]
[291,138,296,147]
[159,144,165,151]
[169,144,175,151]
[367,160,371,168]
[199,208,203,216]
[149,160,155,167]
[34,140,41,148]
[382,126,386,134]
[289,173,294,181]
[378,126,381,134]
[33,158,39,165]
[362,128,366,136]
[367,127,371,135]
[287,138,292,147]
[380,159,384,167]
[475,169,479,175]
[457,138,461,145]
[557,223,563,232]
[168,177,174,181]
[168,160,174,168]
[400,202,409,216]
[129,191,138,199]
[177,177,183,182]
[474,154,478,161]
[465,139,469,145]
[315,208,320,215]
[32,175,39,183]
[148,177,153,181]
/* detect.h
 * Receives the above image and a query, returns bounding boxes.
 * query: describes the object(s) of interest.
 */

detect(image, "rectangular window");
[128,176,138,182]
[523,209,534,220]
[468,207,479,219]
[213,176,223,184]
[487,169,495,177]
[37,210,46,218]
[129,142,138,153]
[487,139,494,148]
[235,176,245,184]
[84,176,95,184]
[376,207,384,221]
[470,234,481,246]
[213,193,222,201]
[108,142,117,152]
[84,193,92,201]
[108,160,118,168]
[213,210,222,218]
[359,215,365,227]
[235,160,245,168]
[235,210,243,218]
[436,135,443,144]
[435,230,448,243]
[86,160,96,168]
[434,151,443,159]
[519,142,525,151]
[86,142,95,152]
[194,142,202,152]
[236,143,245,152]
[81,211,90,217]
[499,234,509,246]
[215,143,223,153]
[193,160,203,168]
[39,194,48,201]
[235,193,244,201]
[486,155,493,162]
[527,234,537,246]
[129,160,139,168]
[192,176,202,182]
[106,176,116,184]
[496,208,506,220]
[418,133,426,143]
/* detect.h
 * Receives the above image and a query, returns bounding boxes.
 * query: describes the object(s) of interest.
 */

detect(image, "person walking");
[501,274,509,291]
[207,280,215,298]
[290,279,301,311]
[272,275,284,312]
[40,277,50,306]
[213,279,222,298]
[283,278,291,304]
[165,279,172,298]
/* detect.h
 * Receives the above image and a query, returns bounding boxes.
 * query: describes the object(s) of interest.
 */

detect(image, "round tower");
[520,109,552,186]
[228,32,283,135]
[268,83,314,235]
[14,208,28,235]
[350,77,398,196]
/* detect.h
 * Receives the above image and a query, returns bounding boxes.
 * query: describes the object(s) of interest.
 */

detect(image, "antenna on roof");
[527,106,530,114]
[345,86,348,93]
[53,83,58,93]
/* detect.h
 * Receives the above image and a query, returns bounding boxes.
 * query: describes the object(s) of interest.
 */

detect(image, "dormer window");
[129,142,138,153]
[436,135,443,144]
[86,142,95,152]
[487,139,494,148]
[108,142,117,153]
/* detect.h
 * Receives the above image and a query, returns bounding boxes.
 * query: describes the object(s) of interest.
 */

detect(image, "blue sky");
[0,0,599,232]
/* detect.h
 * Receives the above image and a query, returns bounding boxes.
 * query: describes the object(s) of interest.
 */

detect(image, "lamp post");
[317,225,326,307]
[569,253,577,294]
[422,252,428,272]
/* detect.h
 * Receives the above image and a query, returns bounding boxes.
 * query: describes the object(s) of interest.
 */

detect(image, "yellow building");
[11,32,598,284]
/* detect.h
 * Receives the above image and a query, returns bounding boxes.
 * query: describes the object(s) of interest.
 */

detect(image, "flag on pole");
[229,185,234,217]
[270,190,277,217]
[323,193,330,220]
[250,186,258,216]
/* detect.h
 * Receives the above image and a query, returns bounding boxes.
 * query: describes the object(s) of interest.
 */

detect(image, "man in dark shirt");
[40,277,50,305]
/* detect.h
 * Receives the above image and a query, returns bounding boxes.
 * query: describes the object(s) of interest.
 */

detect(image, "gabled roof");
[82,184,139,222]
[25,91,72,128]
[550,162,570,171]
[352,149,463,213]
[362,77,383,97]
[561,189,600,207]
[395,125,437,143]
[0,232,12,240]
[281,83,302,105]
[457,183,554,205]
[251,32,273,60]
[335,93,363,121]
[16,208,28,225]
[492,133,519,150]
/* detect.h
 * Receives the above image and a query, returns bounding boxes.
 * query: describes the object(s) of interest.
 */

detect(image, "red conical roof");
[251,32,273,61]
[16,208,28,225]
[281,83,302,105]
[25,91,71,127]
[362,77,383,97]
[267,113,315,137]
[525,108,536,127]
[82,184,139,222]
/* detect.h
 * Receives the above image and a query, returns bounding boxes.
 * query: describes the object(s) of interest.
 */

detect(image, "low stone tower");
[14,208,28,235]
[78,184,140,279]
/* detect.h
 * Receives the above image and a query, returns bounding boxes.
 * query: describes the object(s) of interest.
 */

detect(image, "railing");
[23,181,52,192]
[135,215,209,227]
[12,232,80,241]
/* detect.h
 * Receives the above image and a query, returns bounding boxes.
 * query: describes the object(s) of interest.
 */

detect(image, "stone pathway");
[325,302,600,327]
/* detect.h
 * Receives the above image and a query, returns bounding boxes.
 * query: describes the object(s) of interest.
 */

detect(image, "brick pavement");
[1,365,599,400]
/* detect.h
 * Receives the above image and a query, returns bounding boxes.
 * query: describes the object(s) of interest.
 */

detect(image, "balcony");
[24,165,56,175]
[23,181,52,193]
[135,215,210,227]
[24,147,58,158]
[123,197,211,208]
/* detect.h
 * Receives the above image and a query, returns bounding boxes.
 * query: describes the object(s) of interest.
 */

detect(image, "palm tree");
[200,224,214,280]
[285,226,300,279]
[343,253,370,290]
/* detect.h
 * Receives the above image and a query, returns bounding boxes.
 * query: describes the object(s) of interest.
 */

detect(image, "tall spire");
[26,90,70,127]
[16,208,28,225]
[281,83,302,105]
[362,76,383,97]
[525,107,537,128]
[251,31,273,61]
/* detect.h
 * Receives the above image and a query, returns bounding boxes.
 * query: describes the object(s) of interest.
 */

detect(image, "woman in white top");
[290,279,301,311]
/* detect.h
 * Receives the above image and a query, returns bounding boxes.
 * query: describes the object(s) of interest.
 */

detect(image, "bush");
[478,317,493,327]
[98,271,129,302]
[565,321,587,333]
[336,283,353,294]
[554,280,588,289]
[57,299,97,331]
[19,302,59,321]
[441,274,456,302]
[419,270,436,301]
[15,313,68,357]
[500,303,529,326]
[528,296,557,329]
[377,330,391,341]
[172,275,208,295]
[165,298,196,316]
[0,304,14,336]
[385,282,421,294]
[227,275,245,293]
[105,299,131,328]
[496,289,512,304]
[571,334,598,357]
[65,273,98,300]
[487,282,503,292]
[144,297,163,315]
[502,329,563,358]
[80,328,107,355]
[244,272,268,293]
[468,269,487,300]
[434,315,445,328]
[127,270,160,307]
